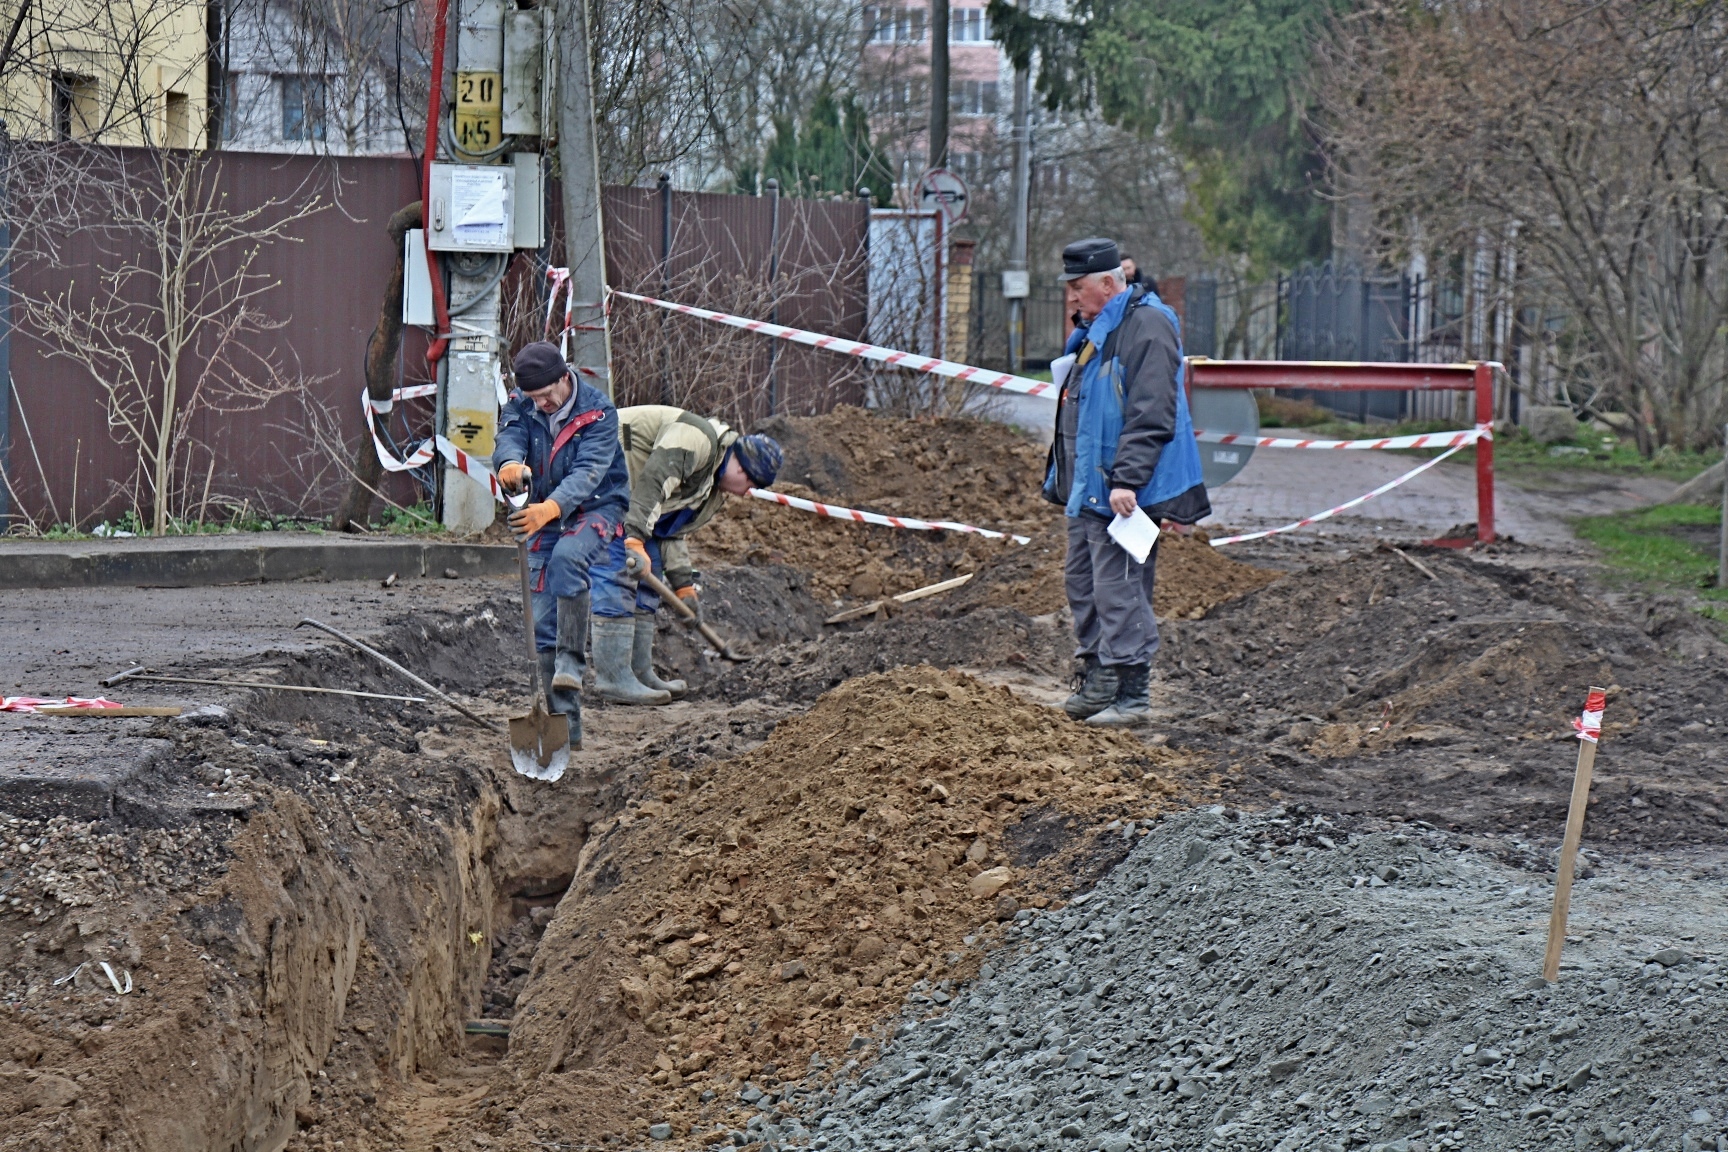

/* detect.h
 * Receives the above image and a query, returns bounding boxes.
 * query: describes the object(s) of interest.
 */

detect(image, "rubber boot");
[537,651,582,748]
[592,617,671,705]
[1086,663,1151,728]
[632,611,687,698]
[552,592,589,692]
[1063,655,1119,720]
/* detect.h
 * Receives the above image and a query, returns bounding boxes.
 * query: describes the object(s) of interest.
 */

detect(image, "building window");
[164,91,190,149]
[222,72,242,142]
[280,75,327,142]
[864,5,925,43]
[953,80,999,116]
[950,7,991,42]
[51,73,98,141]
[951,151,984,183]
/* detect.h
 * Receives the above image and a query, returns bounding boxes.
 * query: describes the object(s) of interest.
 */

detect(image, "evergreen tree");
[990,0,1339,274]
[741,88,895,204]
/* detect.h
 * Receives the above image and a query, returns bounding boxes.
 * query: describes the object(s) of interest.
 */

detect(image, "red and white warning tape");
[362,385,503,503]
[1207,441,1471,547]
[609,288,1057,398]
[2,696,122,712]
[1195,426,1489,451]
[748,489,1030,544]
[1573,689,1606,743]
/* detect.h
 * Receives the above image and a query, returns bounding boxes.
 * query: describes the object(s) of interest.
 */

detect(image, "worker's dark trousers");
[1064,513,1160,667]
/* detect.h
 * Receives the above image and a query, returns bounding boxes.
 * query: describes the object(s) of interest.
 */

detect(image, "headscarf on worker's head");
[729,433,783,488]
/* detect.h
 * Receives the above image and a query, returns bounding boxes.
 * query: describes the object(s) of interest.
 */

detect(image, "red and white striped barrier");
[1195,426,1489,451]
[609,288,1057,398]
[2,696,122,712]
[1207,441,1472,547]
[363,385,504,503]
[1573,689,1606,743]
[748,489,1030,544]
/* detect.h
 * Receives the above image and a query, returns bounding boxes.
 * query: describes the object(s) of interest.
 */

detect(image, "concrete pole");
[928,0,948,171]
[556,0,611,396]
[1005,0,1030,372]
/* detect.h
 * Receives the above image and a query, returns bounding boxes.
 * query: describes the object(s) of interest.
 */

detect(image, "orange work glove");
[675,585,699,603]
[498,461,531,495]
[507,498,560,541]
[624,536,652,576]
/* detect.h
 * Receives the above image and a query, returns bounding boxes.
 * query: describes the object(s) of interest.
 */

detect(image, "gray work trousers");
[1064,513,1160,667]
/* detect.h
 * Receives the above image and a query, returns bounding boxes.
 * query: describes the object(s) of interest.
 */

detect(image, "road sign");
[915,168,969,225]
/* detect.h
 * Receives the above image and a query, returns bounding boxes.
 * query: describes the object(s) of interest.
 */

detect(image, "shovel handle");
[518,540,548,705]
[629,557,748,662]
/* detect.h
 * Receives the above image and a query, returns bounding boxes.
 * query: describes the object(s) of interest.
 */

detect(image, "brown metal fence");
[2,149,869,530]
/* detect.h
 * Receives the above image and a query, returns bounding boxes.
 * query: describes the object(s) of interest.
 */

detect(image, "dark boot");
[553,592,589,691]
[1063,655,1119,720]
[1086,662,1151,727]
[537,651,583,748]
[632,612,687,698]
[592,617,671,705]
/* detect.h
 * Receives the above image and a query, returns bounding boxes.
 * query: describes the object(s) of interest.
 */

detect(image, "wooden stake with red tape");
[1544,686,1606,982]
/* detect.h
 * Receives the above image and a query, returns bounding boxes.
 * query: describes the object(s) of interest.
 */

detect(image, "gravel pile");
[734,809,1728,1152]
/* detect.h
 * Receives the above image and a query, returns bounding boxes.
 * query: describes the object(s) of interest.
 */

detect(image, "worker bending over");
[591,405,783,705]
[493,341,630,741]
[1045,237,1209,727]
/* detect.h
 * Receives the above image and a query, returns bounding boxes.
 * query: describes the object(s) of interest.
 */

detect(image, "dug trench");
[0,411,1723,1152]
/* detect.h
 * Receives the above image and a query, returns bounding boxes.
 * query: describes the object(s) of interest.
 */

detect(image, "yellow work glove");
[507,499,561,542]
[624,536,652,577]
[498,461,531,495]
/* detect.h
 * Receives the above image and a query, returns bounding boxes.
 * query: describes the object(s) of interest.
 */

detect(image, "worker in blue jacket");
[1044,237,1210,727]
[493,341,630,741]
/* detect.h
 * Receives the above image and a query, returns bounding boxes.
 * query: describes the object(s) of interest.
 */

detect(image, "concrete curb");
[0,541,517,589]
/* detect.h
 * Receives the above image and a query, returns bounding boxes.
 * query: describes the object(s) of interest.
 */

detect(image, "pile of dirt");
[692,407,1280,621]
[478,666,1220,1147]
[1155,545,1728,846]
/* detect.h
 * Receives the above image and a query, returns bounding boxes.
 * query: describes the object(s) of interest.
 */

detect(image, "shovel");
[626,553,751,662]
[506,481,570,782]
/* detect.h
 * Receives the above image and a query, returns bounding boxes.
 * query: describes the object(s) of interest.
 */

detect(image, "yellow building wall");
[0,0,208,148]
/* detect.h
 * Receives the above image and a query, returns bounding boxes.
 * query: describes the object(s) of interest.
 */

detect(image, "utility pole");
[1004,0,1031,371]
[557,0,611,396]
[928,0,948,170]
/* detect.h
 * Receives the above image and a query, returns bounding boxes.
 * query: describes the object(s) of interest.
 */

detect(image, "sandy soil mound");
[484,666,1218,1146]
[693,408,1278,622]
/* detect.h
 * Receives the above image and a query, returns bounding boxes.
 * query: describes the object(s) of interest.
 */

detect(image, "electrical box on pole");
[502,10,546,136]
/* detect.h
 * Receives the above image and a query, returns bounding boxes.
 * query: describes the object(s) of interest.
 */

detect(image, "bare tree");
[16,148,330,532]
[1317,0,1728,452]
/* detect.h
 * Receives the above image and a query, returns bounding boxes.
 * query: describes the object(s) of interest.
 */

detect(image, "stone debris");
[749,808,1728,1152]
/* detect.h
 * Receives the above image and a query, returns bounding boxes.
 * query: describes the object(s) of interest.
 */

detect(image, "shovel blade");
[508,706,570,782]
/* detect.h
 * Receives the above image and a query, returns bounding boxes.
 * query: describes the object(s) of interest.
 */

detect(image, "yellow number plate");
[455,70,503,151]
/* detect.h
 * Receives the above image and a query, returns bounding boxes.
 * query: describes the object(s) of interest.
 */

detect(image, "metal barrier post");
[1475,360,1495,542]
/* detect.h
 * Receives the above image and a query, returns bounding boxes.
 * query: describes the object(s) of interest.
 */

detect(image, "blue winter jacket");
[1043,286,1206,519]
[493,377,630,525]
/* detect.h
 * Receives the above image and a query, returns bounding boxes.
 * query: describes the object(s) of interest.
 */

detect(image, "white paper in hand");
[1050,353,1077,394]
[1107,506,1161,564]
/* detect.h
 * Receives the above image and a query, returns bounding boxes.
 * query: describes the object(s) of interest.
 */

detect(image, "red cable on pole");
[420,0,453,365]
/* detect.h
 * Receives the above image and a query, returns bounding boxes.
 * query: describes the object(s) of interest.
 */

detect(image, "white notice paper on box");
[452,168,509,248]
[1050,352,1077,395]
[1108,506,1161,564]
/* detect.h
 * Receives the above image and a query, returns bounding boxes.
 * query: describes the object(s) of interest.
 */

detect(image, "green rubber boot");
[632,612,687,698]
[592,616,671,705]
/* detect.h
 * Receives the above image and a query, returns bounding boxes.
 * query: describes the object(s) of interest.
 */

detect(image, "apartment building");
[861,1,1007,184]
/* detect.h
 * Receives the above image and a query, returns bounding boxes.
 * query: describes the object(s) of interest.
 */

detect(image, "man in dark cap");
[1044,237,1209,727]
[590,405,783,704]
[493,341,630,740]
